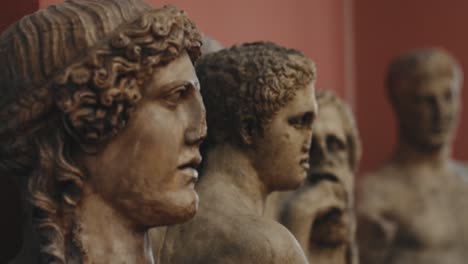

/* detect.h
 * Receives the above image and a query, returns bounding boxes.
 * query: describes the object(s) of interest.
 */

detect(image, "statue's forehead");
[398,75,460,96]
[314,103,346,138]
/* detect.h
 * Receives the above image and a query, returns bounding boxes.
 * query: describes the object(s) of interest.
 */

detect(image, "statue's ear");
[240,117,256,145]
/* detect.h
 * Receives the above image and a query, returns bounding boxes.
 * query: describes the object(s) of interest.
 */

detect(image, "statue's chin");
[118,190,199,228]
[406,130,453,152]
[153,191,199,227]
[165,197,199,226]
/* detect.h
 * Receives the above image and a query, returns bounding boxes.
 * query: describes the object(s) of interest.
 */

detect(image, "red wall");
[150,0,347,98]
[0,0,38,32]
[41,0,348,98]
[354,0,468,173]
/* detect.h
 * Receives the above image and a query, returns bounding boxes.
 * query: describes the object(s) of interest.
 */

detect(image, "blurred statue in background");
[265,90,361,264]
[159,42,317,264]
[0,1,205,263]
[358,48,468,264]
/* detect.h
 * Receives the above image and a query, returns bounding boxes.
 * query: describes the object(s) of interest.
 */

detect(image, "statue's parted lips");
[307,170,339,185]
[178,154,202,183]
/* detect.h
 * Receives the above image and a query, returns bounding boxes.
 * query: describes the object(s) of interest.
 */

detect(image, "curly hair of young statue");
[196,42,316,151]
[0,4,201,264]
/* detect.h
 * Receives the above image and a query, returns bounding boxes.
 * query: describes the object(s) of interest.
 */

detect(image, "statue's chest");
[394,173,467,248]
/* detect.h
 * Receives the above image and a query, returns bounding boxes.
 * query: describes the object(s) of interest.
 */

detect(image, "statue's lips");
[178,167,198,185]
[300,157,310,171]
[307,169,339,185]
[177,155,201,185]
[426,120,454,134]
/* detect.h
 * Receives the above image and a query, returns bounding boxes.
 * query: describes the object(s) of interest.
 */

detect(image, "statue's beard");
[307,170,352,248]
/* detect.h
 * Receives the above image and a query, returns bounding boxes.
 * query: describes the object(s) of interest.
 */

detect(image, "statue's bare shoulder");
[358,162,409,213]
[162,207,308,264]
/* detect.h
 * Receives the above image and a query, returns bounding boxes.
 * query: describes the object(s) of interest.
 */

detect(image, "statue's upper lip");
[307,169,340,184]
[178,154,202,170]
[300,156,310,164]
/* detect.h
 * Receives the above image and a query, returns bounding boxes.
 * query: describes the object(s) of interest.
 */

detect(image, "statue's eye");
[163,85,190,107]
[326,135,346,152]
[288,112,315,129]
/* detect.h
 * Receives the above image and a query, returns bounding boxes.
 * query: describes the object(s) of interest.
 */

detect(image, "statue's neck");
[394,137,452,169]
[198,144,269,216]
[75,187,154,264]
[11,184,154,264]
[13,189,155,264]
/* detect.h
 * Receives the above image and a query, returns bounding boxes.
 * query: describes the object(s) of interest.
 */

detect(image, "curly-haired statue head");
[386,48,462,152]
[198,41,317,189]
[158,42,317,264]
[0,1,205,263]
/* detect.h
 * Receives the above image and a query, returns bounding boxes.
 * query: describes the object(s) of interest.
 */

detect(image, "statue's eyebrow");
[147,80,191,96]
[161,80,199,91]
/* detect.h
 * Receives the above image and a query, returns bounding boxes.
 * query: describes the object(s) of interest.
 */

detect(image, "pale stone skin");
[149,34,224,261]
[157,42,317,264]
[358,160,468,264]
[357,48,468,264]
[150,34,224,263]
[265,91,360,264]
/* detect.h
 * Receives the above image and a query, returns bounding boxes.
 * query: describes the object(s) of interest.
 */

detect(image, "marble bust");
[0,1,205,263]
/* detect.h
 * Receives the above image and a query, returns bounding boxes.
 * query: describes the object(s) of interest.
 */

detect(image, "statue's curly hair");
[0,1,201,263]
[196,41,316,149]
[315,90,362,171]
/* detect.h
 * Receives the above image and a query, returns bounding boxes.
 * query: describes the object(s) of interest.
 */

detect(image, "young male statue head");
[199,42,317,189]
[386,48,462,153]
[358,48,468,264]
[160,41,317,264]
[0,1,205,263]
[269,90,361,264]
